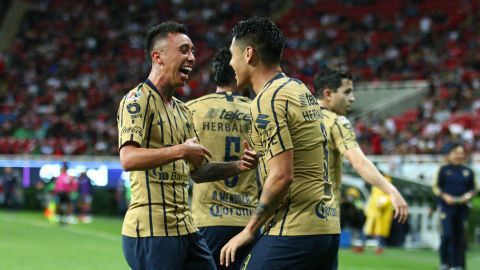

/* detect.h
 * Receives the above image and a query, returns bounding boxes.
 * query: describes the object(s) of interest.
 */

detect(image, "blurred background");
[0,0,479,269]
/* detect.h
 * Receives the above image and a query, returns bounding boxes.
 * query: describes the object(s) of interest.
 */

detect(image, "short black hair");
[231,17,284,66]
[442,142,463,155]
[211,47,235,87]
[313,68,353,99]
[145,21,188,54]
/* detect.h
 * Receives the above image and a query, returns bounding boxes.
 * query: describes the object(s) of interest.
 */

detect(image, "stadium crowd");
[1,0,480,155]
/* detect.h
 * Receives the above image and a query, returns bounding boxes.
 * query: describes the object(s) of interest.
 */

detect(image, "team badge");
[126,91,142,101]
[127,103,141,114]
[463,169,470,177]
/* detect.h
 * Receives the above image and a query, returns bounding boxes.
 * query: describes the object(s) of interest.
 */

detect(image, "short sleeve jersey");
[320,108,358,210]
[186,92,258,227]
[250,73,340,236]
[117,79,197,237]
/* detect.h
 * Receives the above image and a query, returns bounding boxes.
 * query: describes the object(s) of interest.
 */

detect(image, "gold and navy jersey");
[117,79,198,237]
[320,108,358,211]
[186,92,258,227]
[250,73,340,236]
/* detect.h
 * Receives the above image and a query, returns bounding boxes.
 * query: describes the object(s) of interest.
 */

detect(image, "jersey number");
[224,136,241,187]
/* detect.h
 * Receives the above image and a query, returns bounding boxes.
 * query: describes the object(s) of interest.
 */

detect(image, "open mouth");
[179,66,192,77]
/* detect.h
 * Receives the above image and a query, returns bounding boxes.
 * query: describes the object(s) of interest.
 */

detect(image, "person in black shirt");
[432,143,477,270]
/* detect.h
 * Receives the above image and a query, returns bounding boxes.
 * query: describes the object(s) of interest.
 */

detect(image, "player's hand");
[390,189,409,224]
[442,193,456,206]
[181,137,212,168]
[237,140,258,172]
[459,192,473,204]
[220,229,255,267]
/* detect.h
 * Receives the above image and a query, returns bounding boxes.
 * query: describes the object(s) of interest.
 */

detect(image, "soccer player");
[220,17,339,269]
[433,143,476,270]
[186,47,259,270]
[313,68,409,258]
[117,22,258,270]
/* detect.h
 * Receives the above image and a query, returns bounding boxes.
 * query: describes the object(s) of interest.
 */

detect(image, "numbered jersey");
[250,73,340,236]
[186,92,259,227]
[320,108,358,212]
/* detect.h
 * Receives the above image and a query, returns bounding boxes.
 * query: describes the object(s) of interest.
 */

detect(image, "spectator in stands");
[432,143,477,270]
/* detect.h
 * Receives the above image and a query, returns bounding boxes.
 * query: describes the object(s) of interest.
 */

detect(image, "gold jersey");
[186,92,259,227]
[320,108,359,212]
[250,73,340,236]
[117,79,198,237]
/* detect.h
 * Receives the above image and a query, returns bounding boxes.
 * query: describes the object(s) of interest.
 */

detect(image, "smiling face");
[229,37,251,89]
[329,79,355,116]
[152,32,195,88]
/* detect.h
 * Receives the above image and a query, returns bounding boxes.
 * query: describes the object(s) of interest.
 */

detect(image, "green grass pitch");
[0,210,478,270]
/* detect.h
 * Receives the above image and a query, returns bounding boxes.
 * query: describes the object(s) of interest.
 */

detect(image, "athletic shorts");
[122,232,216,270]
[241,234,340,270]
[200,226,259,270]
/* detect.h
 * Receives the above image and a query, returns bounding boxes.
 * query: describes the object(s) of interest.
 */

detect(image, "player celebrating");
[314,68,409,263]
[118,22,258,270]
[220,17,339,269]
[187,47,259,270]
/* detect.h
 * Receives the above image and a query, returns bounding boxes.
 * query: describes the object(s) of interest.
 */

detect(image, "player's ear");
[151,50,164,65]
[245,46,257,66]
[323,88,332,100]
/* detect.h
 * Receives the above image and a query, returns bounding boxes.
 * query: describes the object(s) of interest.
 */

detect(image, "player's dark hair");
[313,68,352,99]
[442,142,463,155]
[145,21,188,54]
[211,47,235,87]
[231,17,284,66]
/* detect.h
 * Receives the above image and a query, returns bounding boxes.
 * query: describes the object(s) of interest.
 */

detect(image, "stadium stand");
[1,0,480,155]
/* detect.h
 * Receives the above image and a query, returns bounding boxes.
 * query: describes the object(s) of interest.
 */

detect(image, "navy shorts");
[200,226,258,270]
[122,232,216,270]
[242,234,340,270]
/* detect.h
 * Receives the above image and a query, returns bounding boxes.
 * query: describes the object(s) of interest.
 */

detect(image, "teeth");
[181,66,192,71]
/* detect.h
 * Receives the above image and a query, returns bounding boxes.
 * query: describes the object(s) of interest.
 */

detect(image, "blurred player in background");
[220,17,339,269]
[187,47,259,270]
[54,164,78,224]
[117,21,258,270]
[433,143,477,270]
[76,170,93,223]
[314,68,408,260]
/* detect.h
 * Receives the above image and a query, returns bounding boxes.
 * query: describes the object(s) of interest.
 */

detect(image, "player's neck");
[317,99,332,110]
[215,85,236,94]
[251,66,282,95]
[147,73,175,104]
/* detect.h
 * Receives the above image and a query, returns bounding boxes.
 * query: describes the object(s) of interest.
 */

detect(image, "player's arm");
[190,140,258,183]
[460,169,477,204]
[344,147,409,223]
[220,149,293,267]
[432,167,455,205]
[119,138,212,171]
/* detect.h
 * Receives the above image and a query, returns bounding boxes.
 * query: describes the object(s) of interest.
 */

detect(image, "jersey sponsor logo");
[299,93,317,107]
[202,121,250,132]
[463,169,470,177]
[127,103,141,114]
[255,114,270,129]
[209,204,254,218]
[126,91,142,101]
[205,108,251,121]
[302,108,322,122]
[315,200,337,220]
[150,169,189,181]
[130,113,143,120]
[121,126,143,135]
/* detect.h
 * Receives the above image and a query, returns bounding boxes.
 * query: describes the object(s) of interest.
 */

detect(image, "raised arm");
[191,140,258,183]
[119,137,212,171]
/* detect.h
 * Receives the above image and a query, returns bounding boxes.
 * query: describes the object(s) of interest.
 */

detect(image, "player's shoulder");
[185,92,219,107]
[122,83,148,102]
